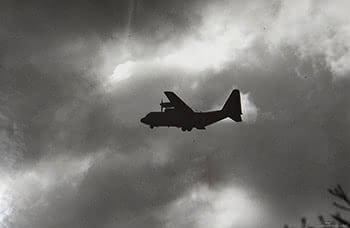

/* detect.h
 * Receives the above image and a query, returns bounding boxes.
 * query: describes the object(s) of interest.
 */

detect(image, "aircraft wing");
[164,91,193,113]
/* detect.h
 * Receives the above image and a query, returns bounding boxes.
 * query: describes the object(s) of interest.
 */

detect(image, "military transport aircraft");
[140,89,242,131]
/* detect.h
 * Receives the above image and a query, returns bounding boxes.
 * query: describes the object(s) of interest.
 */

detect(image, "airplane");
[140,89,242,131]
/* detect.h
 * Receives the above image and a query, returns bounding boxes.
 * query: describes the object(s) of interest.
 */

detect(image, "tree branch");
[331,213,350,228]
[329,185,350,207]
[334,202,350,212]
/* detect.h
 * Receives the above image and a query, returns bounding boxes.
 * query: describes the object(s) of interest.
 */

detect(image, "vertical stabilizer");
[222,89,242,122]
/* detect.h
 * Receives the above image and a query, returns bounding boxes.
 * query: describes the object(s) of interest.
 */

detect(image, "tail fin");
[222,89,242,122]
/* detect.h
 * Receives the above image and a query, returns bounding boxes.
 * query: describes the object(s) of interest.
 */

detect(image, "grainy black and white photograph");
[0,1,349,228]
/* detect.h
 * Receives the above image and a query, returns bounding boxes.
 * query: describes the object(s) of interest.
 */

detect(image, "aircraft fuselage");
[140,109,230,131]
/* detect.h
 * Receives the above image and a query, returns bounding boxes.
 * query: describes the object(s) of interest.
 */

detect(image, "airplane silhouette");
[140,89,242,131]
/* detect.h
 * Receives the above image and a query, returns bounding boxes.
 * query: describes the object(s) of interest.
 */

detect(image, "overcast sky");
[0,0,350,227]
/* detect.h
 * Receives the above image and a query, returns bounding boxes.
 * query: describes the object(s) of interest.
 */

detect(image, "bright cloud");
[159,26,253,73]
[241,93,258,123]
[265,0,350,77]
[164,184,263,228]
[105,4,255,88]
[0,177,12,225]
[104,0,350,88]
[0,154,95,225]
[109,60,138,84]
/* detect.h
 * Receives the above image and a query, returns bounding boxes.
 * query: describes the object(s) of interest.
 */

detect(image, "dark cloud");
[0,0,207,157]
[0,0,205,51]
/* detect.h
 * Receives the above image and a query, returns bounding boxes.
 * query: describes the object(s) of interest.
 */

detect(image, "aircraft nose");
[140,117,146,124]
